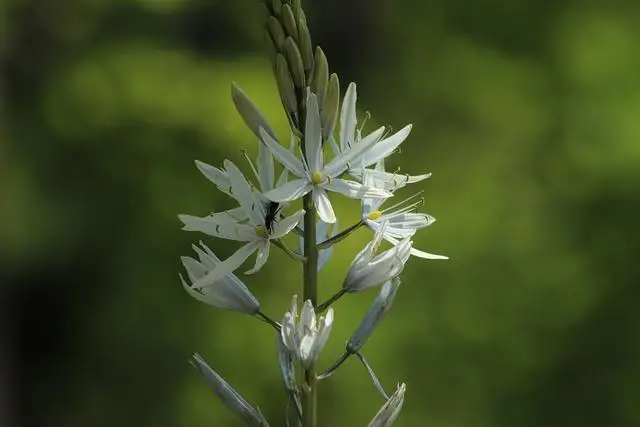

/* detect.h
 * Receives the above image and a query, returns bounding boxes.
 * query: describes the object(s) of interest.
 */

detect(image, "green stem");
[317,220,364,249]
[302,193,318,427]
[316,288,347,313]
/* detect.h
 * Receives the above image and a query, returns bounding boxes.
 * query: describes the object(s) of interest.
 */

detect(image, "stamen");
[241,150,261,185]
[367,210,382,220]
[380,191,424,214]
[255,225,268,238]
[311,171,324,185]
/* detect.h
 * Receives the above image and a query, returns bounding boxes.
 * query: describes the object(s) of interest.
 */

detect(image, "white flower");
[367,383,406,427]
[330,82,419,180]
[361,169,448,260]
[260,90,392,223]
[181,159,304,288]
[281,295,334,368]
[343,223,412,292]
[180,242,260,314]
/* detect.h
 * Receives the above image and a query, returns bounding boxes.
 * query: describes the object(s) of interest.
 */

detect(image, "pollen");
[255,225,268,238]
[367,210,382,220]
[311,171,324,185]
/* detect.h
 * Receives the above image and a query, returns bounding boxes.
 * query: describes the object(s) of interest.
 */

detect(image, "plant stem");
[302,193,318,427]
[317,220,364,249]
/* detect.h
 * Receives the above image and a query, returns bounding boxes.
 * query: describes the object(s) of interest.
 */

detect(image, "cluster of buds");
[177,1,447,426]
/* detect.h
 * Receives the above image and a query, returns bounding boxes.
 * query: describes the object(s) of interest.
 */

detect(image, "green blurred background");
[2,0,640,426]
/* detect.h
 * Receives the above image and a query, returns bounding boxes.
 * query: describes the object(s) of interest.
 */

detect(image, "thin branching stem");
[316,288,347,313]
[317,220,364,249]
[273,239,307,262]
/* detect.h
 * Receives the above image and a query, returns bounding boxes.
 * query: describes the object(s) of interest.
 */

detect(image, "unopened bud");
[275,53,298,118]
[266,17,286,51]
[321,73,340,140]
[297,18,314,73]
[270,0,282,16]
[280,4,298,40]
[283,37,305,88]
[292,0,303,21]
[311,47,328,106]
[231,83,276,140]
[347,278,400,354]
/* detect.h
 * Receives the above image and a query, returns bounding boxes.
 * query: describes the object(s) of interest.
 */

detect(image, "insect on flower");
[264,201,282,235]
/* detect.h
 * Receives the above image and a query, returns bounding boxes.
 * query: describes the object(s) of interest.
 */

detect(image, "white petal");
[324,126,385,178]
[328,135,341,158]
[340,82,358,152]
[245,241,270,274]
[313,188,336,224]
[270,209,305,239]
[260,127,306,178]
[263,179,312,202]
[384,235,448,260]
[178,214,252,241]
[324,179,392,200]
[305,91,323,172]
[224,159,264,226]
[192,242,260,289]
[195,160,232,196]
[258,139,275,191]
[361,124,412,168]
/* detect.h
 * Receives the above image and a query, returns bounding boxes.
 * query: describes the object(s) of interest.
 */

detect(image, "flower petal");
[383,234,449,260]
[224,159,264,226]
[195,160,232,196]
[270,209,305,239]
[260,127,306,178]
[258,138,275,191]
[324,178,392,200]
[361,124,412,168]
[178,214,253,241]
[245,241,270,275]
[324,126,385,178]
[313,188,336,224]
[263,179,312,203]
[340,82,358,152]
[192,241,261,289]
[305,91,323,172]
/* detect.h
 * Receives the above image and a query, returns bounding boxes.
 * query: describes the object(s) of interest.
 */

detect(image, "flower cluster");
[178,1,447,426]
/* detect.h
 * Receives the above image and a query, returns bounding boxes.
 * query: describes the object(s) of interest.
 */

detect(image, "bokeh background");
[2,0,640,426]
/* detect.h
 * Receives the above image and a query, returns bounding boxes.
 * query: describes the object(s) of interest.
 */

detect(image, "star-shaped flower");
[260,90,392,223]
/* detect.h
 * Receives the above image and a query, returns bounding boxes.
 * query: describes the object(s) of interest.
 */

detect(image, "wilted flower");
[180,242,260,314]
[190,353,269,427]
[261,89,391,223]
[281,295,334,368]
[367,383,406,427]
[343,224,412,292]
[347,277,401,354]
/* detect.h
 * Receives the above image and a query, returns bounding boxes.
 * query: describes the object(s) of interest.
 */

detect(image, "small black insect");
[264,202,282,235]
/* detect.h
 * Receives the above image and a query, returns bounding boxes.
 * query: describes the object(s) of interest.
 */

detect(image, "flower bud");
[190,354,269,427]
[297,18,314,73]
[280,4,298,40]
[180,242,260,314]
[231,83,276,141]
[367,383,406,427]
[266,16,286,51]
[283,37,305,88]
[310,47,328,107]
[321,73,340,140]
[270,0,282,16]
[347,277,400,354]
[275,53,298,118]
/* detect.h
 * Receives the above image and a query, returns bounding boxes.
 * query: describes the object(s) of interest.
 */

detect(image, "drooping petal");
[313,187,336,224]
[192,241,261,289]
[260,127,306,178]
[305,91,323,173]
[324,126,385,178]
[263,179,312,203]
[383,234,449,260]
[339,82,358,152]
[324,178,392,200]
[224,159,264,227]
[367,383,406,427]
[318,220,338,271]
[270,209,305,239]
[195,160,232,196]
[245,241,270,275]
[360,124,412,168]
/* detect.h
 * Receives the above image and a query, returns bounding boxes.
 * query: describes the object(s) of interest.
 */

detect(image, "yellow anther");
[367,210,382,220]
[255,225,268,238]
[311,171,324,185]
